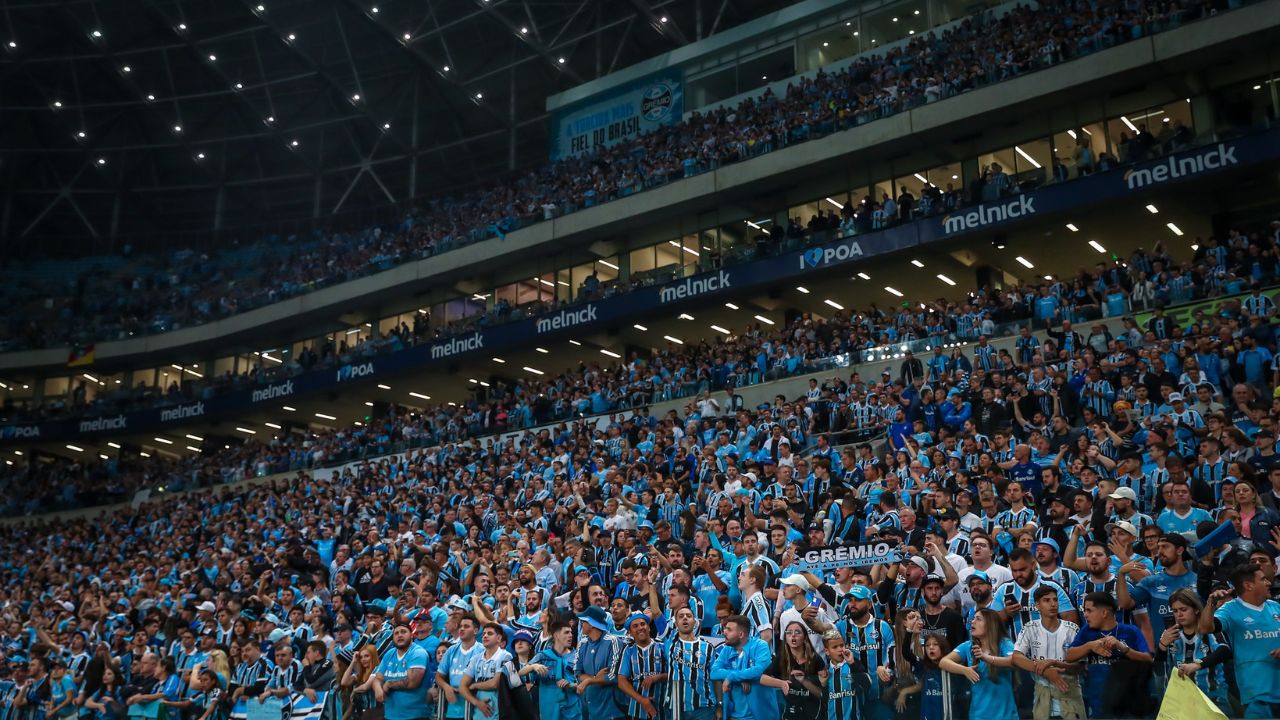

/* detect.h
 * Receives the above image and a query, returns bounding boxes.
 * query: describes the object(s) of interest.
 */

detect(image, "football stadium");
[2,0,1280,717]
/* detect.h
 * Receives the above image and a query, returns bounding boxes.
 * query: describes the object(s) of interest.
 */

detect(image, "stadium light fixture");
[824,299,844,310]
[1065,223,1079,232]
[724,302,739,310]
[315,413,337,420]
[283,406,296,411]
[679,313,695,319]
[1166,223,1184,236]
[1145,204,1159,214]
[711,325,730,335]
[153,437,174,445]
[523,366,544,375]
[236,427,257,434]
[937,274,956,286]
[96,158,107,165]
[885,287,904,297]
[911,259,924,268]
[600,349,621,358]
[633,324,648,331]
[536,347,549,354]
[795,287,810,294]
[664,335,684,345]
[491,357,505,364]
[857,272,871,280]
[91,29,102,38]
[409,392,430,400]
[1088,240,1107,253]
[754,315,775,325]
[1015,256,1035,268]
[67,445,85,452]
[185,434,203,441]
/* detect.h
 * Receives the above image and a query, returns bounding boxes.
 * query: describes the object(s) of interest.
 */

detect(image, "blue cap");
[1033,538,1061,557]
[847,585,874,601]
[625,613,651,629]
[577,606,611,633]
[967,570,992,586]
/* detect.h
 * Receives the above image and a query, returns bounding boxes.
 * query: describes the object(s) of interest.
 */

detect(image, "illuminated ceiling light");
[1015,256,1035,268]
[663,335,684,345]
[185,434,203,442]
[633,323,648,331]
[754,314,775,325]
[266,116,275,123]
[678,312,695,320]
[711,325,730,335]
[235,82,244,89]
[491,357,505,364]
[290,139,299,147]
[236,427,257,434]
[910,259,924,268]
[796,286,810,294]
[264,422,282,429]
[382,122,391,130]
[1014,145,1042,169]
[1145,204,1159,214]
[7,41,15,49]
[475,92,483,99]
[122,65,132,73]
[256,4,265,11]
[856,272,871,280]
[884,286,904,297]
[536,347,549,354]
[409,392,431,400]
[53,100,63,108]
[352,93,360,101]
[568,340,582,346]
[937,274,956,286]
[404,33,412,40]
[282,405,296,411]
[140,452,150,458]
[315,413,337,420]
[908,30,914,34]
[146,94,156,101]
[823,41,829,47]
[365,401,374,407]
[523,366,544,375]
[1120,115,1138,132]
[1065,223,1079,232]
[520,26,528,34]
[67,444,85,452]
[1044,275,1054,281]
[178,23,187,30]
[173,125,183,133]
[824,299,844,310]
[287,33,297,41]
[153,437,174,445]
[371,6,379,12]
[208,54,217,62]
[600,349,621,358]
[536,278,555,287]
[892,16,898,21]
[76,131,86,138]
[1088,240,1107,253]
[96,158,107,165]
[196,152,205,159]
[185,446,201,453]
[377,384,391,390]
[91,30,102,38]
[724,302,739,310]
[1166,222,1184,236]
[558,57,566,64]
[107,442,121,449]
[914,8,921,13]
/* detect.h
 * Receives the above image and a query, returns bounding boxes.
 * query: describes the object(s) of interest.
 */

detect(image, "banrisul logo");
[942,195,1035,235]
[430,334,483,360]
[1124,143,1237,190]
[799,241,863,269]
[536,304,597,334]
[659,270,730,303]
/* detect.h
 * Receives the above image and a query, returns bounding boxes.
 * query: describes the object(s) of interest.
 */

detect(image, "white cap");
[1106,520,1139,537]
[779,574,812,591]
[196,601,217,613]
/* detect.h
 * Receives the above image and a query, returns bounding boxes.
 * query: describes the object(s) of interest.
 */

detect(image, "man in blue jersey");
[435,616,482,720]
[667,606,718,720]
[1202,563,1280,718]
[575,606,623,720]
[373,623,430,720]
[1117,532,1196,645]
[710,615,776,720]
[618,614,666,719]
[1065,592,1153,718]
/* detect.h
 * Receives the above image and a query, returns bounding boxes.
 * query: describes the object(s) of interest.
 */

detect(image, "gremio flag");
[794,542,903,572]
[1156,672,1227,720]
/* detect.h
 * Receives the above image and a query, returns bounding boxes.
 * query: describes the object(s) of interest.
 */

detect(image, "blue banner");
[4,129,1278,446]
[551,69,683,159]
[794,542,904,571]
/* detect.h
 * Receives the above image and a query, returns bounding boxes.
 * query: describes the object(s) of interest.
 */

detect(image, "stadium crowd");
[2,212,1280,720]
[0,0,1233,353]
[5,213,1280,515]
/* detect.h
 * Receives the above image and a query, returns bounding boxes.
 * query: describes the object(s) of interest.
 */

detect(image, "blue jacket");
[710,637,779,720]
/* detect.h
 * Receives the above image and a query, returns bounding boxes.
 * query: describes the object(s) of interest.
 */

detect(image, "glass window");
[652,241,683,283]
[719,219,758,266]
[1010,138,1050,189]
[737,47,795,96]
[798,21,862,72]
[629,245,656,276]
[1052,125,1105,179]
[687,67,735,109]
[862,1,927,49]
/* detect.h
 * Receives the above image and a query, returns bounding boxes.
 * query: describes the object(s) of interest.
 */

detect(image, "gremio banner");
[795,542,904,571]
[551,69,683,160]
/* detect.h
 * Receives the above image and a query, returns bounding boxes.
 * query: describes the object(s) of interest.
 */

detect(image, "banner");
[794,542,903,571]
[1156,672,1227,720]
[551,69,683,159]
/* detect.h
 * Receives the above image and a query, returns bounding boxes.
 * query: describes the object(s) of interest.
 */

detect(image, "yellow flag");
[1157,671,1228,720]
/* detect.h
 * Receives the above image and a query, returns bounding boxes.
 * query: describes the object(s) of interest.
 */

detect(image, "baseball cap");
[922,574,945,587]
[196,601,217,613]
[847,585,874,601]
[967,569,993,586]
[779,574,813,591]
[1033,538,1061,556]
[904,556,930,573]
[1107,487,1138,502]
[1106,520,1139,537]
[1168,392,1185,402]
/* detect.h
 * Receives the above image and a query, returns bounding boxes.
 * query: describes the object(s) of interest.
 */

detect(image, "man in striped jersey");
[991,549,1079,640]
[263,641,303,709]
[737,565,773,647]
[228,639,273,716]
[666,606,718,720]
[618,614,666,718]
[835,584,895,720]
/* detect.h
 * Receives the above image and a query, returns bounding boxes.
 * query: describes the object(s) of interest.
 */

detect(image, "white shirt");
[1014,618,1080,687]
[943,564,1014,609]
[778,603,838,654]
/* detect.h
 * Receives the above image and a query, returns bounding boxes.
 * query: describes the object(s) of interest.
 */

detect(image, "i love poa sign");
[795,542,903,571]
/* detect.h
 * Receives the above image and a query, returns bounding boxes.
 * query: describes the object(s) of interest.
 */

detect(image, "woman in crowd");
[763,620,825,720]
[81,664,126,720]
[939,609,1017,720]
[1157,587,1233,716]
[339,644,380,720]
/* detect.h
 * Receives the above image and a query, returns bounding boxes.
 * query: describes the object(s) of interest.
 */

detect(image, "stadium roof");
[1,0,795,252]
